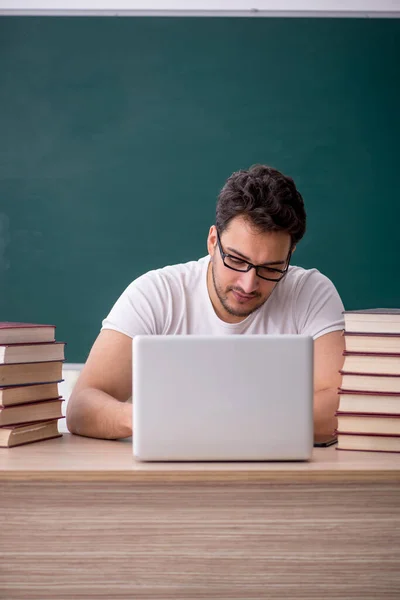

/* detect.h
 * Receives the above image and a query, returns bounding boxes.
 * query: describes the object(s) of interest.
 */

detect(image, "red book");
[344,332,400,354]
[0,381,63,407]
[342,351,400,375]
[0,342,66,365]
[336,412,400,436]
[338,389,400,415]
[0,418,63,448]
[0,322,56,345]
[0,398,64,427]
[343,309,400,334]
[336,431,400,453]
[340,371,400,394]
[0,361,64,387]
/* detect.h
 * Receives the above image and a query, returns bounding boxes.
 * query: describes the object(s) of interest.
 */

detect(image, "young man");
[67,165,345,440]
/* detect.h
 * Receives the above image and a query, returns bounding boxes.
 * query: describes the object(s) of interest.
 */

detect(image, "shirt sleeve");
[101,270,170,338]
[294,269,345,340]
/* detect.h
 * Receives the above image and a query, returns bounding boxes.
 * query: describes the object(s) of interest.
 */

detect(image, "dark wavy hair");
[216,165,306,246]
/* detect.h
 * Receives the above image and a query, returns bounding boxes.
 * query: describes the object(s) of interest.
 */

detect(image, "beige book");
[343,309,400,334]
[0,381,62,407]
[0,342,65,364]
[338,390,400,415]
[340,372,400,394]
[0,398,64,427]
[0,322,56,345]
[0,361,63,387]
[336,412,400,436]
[0,419,62,448]
[342,352,400,375]
[344,333,400,354]
[337,432,400,453]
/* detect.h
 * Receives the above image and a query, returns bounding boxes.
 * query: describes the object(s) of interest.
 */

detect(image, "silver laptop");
[132,335,313,461]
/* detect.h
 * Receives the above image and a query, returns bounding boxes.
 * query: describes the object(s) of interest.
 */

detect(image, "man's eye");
[260,266,275,273]
[229,257,246,265]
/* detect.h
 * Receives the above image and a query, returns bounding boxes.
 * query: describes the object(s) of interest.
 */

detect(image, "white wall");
[1,0,399,16]
[59,363,83,432]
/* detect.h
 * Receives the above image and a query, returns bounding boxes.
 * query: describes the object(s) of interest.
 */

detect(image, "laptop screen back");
[133,334,313,461]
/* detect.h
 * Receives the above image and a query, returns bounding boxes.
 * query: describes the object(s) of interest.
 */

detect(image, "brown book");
[0,398,64,426]
[340,371,400,394]
[344,332,400,354]
[336,432,400,453]
[0,361,63,387]
[0,381,62,407]
[336,411,400,436]
[342,352,400,375]
[343,309,400,334]
[338,389,400,415]
[0,322,56,345]
[0,419,63,448]
[0,342,65,365]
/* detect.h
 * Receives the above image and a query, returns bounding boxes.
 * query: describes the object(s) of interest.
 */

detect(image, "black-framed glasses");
[216,230,292,282]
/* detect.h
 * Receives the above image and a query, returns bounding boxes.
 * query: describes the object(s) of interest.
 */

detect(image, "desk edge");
[1,470,400,483]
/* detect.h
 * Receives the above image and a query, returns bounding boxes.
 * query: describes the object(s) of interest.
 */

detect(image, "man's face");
[206,216,293,323]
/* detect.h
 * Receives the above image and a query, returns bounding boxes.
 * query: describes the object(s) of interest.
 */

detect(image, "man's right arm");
[66,329,133,440]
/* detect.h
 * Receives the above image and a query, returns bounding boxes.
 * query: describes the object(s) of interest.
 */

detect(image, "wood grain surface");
[1,481,400,599]
[1,434,399,599]
[0,433,400,483]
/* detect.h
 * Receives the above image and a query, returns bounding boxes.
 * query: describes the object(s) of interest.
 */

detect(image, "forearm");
[66,387,132,440]
[313,387,339,437]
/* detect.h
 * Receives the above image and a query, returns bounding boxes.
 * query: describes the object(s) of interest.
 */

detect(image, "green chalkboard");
[1,17,399,362]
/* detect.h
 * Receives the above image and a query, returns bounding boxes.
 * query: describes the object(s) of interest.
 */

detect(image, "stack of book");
[0,322,65,448]
[336,308,400,453]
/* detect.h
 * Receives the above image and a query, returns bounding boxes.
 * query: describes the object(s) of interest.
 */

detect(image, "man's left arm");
[313,330,345,437]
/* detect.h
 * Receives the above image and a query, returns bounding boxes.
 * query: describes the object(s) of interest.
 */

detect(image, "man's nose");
[237,267,258,293]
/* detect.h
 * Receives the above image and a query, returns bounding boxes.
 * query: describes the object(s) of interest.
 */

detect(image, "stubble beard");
[210,261,266,319]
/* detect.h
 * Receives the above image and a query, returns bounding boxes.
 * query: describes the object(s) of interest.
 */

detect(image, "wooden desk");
[1,433,399,599]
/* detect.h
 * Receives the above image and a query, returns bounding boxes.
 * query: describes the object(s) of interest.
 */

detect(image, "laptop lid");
[133,334,313,461]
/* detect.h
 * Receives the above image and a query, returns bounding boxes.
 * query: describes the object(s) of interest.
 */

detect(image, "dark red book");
[336,430,400,453]
[338,388,400,416]
[342,351,400,375]
[340,371,400,394]
[0,381,63,407]
[336,411,400,436]
[0,398,64,427]
[345,309,400,314]
[0,418,63,448]
[0,361,64,387]
[344,332,400,354]
[0,342,65,365]
[343,309,400,334]
[0,322,56,345]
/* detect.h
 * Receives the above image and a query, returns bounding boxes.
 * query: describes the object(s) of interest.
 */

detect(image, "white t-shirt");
[102,256,344,340]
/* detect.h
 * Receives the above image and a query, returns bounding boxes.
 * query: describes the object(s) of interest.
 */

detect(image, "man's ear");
[207,225,217,257]
[291,244,296,254]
